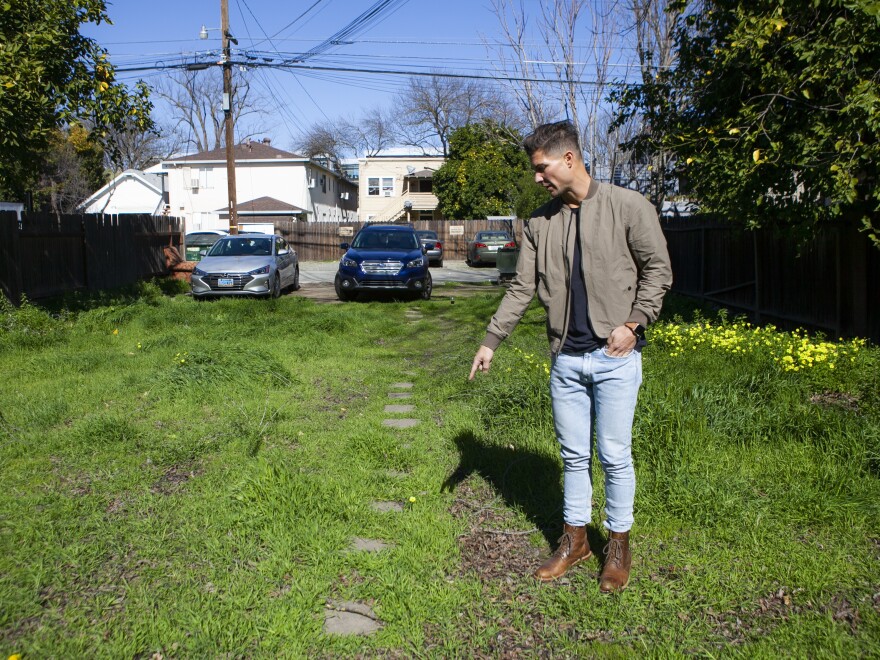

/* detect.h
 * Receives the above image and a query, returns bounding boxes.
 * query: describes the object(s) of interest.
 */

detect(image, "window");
[368,176,394,196]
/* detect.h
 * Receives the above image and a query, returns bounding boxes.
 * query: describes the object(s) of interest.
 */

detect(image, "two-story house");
[357,149,446,223]
[163,139,357,232]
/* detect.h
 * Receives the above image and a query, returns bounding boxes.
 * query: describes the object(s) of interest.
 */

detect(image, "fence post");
[0,211,23,302]
[753,230,762,325]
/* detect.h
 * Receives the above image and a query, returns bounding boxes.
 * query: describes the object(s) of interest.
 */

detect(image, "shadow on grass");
[443,430,580,548]
[37,277,188,315]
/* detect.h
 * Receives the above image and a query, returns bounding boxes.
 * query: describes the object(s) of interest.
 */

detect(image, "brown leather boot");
[599,530,631,593]
[533,523,592,581]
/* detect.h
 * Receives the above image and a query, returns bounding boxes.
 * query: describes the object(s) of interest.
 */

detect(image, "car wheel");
[419,271,432,300]
[291,265,300,291]
[270,274,281,299]
[334,274,356,301]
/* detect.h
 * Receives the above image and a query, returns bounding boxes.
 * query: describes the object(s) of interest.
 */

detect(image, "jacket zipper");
[557,206,576,354]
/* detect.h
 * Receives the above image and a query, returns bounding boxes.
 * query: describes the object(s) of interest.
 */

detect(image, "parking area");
[298,260,501,286]
[291,260,504,303]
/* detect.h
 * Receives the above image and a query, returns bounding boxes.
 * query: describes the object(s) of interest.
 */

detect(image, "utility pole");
[221,0,238,234]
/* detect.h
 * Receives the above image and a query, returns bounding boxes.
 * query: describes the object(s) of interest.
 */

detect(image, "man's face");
[530,148,572,198]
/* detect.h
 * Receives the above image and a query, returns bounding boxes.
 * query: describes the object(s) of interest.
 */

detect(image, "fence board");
[270,219,524,261]
[661,217,878,341]
[0,212,182,303]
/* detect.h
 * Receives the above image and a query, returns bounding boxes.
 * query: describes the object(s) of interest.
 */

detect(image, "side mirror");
[422,246,428,254]
[278,248,289,255]
[339,242,350,250]
[199,250,207,257]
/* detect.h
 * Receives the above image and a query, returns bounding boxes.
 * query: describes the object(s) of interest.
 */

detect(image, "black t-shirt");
[562,208,603,354]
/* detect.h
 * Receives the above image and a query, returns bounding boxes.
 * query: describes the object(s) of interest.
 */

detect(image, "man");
[468,121,672,592]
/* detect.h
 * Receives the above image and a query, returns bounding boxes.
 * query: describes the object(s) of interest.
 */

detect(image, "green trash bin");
[496,246,519,284]
[184,245,203,262]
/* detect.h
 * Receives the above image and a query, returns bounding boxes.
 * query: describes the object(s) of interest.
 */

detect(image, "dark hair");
[522,120,581,160]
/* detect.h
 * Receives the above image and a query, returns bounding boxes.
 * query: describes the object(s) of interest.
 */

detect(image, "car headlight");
[193,266,207,276]
[341,257,358,268]
[406,256,426,268]
[248,264,270,275]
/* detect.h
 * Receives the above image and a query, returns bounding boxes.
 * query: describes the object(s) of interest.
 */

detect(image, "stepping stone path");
[370,501,404,513]
[350,537,395,552]
[330,367,426,635]
[382,418,419,428]
[324,600,383,636]
[384,404,414,413]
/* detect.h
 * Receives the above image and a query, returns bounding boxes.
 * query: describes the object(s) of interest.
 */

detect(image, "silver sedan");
[191,234,300,298]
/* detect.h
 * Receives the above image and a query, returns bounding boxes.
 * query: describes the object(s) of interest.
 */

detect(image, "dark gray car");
[415,230,443,267]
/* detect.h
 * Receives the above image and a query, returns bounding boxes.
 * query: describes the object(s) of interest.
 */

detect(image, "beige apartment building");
[357,150,446,223]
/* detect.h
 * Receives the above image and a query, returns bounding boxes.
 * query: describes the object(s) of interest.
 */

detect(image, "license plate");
[487,245,499,251]
[218,278,234,287]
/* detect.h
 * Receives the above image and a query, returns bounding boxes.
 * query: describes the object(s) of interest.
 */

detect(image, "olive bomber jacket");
[482,179,673,355]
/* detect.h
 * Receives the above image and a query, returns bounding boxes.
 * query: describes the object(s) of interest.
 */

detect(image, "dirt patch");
[809,390,860,412]
[418,479,615,656]
[150,463,202,495]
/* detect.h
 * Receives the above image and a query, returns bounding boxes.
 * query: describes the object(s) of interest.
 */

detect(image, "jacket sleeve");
[626,200,673,326]
[482,220,538,349]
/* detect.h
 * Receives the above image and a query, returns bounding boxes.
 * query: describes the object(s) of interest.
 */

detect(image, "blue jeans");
[549,347,642,532]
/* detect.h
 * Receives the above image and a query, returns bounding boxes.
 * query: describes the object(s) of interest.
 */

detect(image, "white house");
[79,165,168,215]
[162,139,357,232]
[357,148,446,223]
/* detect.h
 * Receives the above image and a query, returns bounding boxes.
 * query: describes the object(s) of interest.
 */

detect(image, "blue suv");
[335,224,432,301]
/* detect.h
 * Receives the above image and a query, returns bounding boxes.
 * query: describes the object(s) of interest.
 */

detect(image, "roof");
[78,169,165,211]
[406,168,436,178]
[165,141,304,163]
[215,196,306,214]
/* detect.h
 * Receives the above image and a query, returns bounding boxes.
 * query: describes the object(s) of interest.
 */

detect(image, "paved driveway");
[298,260,500,285]
[292,260,504,303]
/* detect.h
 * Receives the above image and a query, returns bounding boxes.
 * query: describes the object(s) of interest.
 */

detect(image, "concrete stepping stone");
[350,537,395,552]
[388,392,412,399]
[371,500,404,513]
[384,404,414,413]
[382,418,419,429]
[390,382,414,389]
[324,600,383,636]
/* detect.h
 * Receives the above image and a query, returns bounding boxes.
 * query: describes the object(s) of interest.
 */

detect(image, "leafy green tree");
[615,0,880,244]
[433,122,549,220]
[0,1,153,200]
[36,123,106,214]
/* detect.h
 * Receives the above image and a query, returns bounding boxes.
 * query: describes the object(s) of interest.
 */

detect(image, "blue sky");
[85,0,639,152]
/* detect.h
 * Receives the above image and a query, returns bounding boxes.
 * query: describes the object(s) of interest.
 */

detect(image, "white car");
[191,234,299,298]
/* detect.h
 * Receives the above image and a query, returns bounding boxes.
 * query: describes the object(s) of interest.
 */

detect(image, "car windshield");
[416,231,437,240]
[477,232,511,241]
[352,230,419,250]
[207,237,273,257]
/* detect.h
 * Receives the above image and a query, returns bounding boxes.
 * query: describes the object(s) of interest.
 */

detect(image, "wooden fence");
[0,211,183,303]
[661,217,879,342]
[272,218,524,261]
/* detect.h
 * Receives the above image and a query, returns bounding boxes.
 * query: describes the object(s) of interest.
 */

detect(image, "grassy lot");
[1,281,878,657]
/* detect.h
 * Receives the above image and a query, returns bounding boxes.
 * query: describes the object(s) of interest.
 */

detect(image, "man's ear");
[564,151,574,168]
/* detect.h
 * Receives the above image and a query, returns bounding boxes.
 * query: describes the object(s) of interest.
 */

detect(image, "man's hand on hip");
[605,325,637,357]
[469,346,495,380]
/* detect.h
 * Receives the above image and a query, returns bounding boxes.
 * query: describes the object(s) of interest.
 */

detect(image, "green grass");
[1,281,878,657]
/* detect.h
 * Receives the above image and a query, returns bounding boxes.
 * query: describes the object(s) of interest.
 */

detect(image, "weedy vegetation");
[0,281,877,656]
